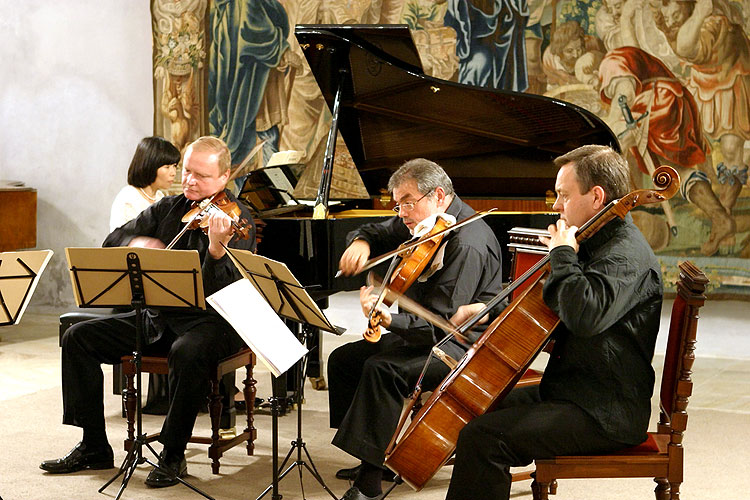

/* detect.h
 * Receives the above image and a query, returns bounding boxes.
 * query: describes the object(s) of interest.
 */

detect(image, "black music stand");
[0,250,53,326]
[64,246,214,500]
[219,248,342,500]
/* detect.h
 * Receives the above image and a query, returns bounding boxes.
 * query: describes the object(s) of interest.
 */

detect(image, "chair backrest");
[657,261,708,435]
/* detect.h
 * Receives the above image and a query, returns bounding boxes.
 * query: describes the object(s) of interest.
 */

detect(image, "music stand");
[222,248,341,500]
[0,250,53,326]
[65,247,214,500]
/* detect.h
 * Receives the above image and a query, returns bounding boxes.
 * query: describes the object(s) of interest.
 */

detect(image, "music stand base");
[256,327,337,500]
[262,438,337,500]
[99,438,215,500]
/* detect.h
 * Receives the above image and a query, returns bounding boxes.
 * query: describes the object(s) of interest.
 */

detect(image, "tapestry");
[150,0,750,299]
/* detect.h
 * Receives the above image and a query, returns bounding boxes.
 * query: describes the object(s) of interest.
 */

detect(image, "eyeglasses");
[392,190,434,214]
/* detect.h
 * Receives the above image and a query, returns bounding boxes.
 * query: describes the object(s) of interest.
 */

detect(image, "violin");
[364,216,452,343]
[166,191,250,249]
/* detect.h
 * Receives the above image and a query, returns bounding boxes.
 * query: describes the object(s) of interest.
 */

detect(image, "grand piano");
[256,24,620,298]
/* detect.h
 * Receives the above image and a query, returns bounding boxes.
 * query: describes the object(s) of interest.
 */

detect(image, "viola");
[383,166,680,490]
[363,216,452,343]
[166,191,250,249]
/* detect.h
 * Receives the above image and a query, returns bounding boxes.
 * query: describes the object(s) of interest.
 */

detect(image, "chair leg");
[668,481,681,499]
[531,479,550,500]
[123,370,136,449]
[208,379,223,474]
[654,478,671,500]
[242,363,256,456]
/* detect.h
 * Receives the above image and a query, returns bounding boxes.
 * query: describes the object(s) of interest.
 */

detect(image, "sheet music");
[263,167,296,204]
[207,279,308,377]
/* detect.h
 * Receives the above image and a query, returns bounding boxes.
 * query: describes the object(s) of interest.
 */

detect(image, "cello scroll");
[576,165,679,242]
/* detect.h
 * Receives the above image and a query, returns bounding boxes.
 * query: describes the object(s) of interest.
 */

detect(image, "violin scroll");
[363,309,383,343]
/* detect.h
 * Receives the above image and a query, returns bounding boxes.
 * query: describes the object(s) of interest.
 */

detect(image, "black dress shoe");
[336,464,361,480]
[339,486,382,500]
[144,453,187,488]
[39,442,114,474]
[336,464,396,482]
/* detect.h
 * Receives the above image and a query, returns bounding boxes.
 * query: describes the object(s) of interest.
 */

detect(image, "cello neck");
[457,164,680,335]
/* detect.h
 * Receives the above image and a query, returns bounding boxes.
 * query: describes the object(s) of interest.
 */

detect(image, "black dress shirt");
[541,213,663,445]
[346,195,504,346]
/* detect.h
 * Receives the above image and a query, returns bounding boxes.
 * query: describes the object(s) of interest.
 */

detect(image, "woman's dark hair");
[127,136,180,188]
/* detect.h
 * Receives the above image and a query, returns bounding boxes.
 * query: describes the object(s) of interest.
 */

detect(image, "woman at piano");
[109,136,180,231]
[107,135,180,414]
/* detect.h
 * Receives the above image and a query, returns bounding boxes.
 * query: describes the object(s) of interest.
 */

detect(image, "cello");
[383,166,680,490]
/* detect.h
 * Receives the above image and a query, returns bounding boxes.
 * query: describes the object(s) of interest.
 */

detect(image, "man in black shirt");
[331,158,504,500]
[445,145,663,500]
[40,136,255,488]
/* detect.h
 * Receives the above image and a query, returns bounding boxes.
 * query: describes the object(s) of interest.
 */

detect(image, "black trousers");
[445,385,627,500]
[60,311,242,452]
[327,334,457,466]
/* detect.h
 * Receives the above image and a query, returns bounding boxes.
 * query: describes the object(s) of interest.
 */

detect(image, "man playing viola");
[331,158,504,500]
[445,145,663,500]
[40,136,255,487]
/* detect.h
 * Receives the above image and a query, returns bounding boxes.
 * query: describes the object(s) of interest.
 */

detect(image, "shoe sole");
[40,461,114,474]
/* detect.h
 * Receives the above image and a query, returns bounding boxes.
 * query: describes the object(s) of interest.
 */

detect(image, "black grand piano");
[256,24,619,298]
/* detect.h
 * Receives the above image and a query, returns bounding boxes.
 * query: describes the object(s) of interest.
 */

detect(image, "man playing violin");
[445,145,663,500]
[40,136,255,487]
[331,158,504,500]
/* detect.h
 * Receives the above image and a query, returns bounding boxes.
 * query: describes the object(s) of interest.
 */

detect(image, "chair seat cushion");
[612,432,667,455]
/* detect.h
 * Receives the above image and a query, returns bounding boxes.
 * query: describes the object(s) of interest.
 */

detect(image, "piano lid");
[296,24,620,200]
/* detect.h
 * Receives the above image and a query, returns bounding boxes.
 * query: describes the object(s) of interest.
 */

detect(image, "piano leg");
[306,298,329,390]
[305,327,327,390]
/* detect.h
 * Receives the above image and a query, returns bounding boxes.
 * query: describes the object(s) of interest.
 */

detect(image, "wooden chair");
[531,260,708,500]
[121,348,257,474]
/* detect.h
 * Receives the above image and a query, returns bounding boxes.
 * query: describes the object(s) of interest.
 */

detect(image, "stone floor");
[1,292,748,500]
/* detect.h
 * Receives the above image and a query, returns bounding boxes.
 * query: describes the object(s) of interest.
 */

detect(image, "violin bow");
[366,273,469,345]
[336,208,497,278]
[366,257,401,325]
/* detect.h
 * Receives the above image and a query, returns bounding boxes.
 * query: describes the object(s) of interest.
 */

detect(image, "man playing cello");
[331,158,504,500]
[445,145,663,500]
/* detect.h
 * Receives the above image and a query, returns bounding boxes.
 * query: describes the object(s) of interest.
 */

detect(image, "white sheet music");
[207,279,307,377]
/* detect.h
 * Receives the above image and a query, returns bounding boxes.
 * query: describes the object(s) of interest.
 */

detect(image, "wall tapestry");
[151,0,750,299]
